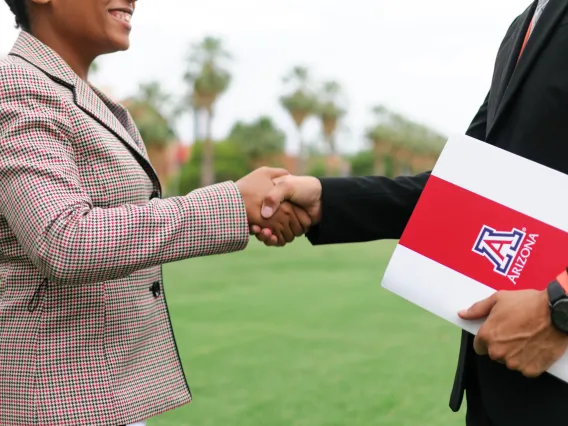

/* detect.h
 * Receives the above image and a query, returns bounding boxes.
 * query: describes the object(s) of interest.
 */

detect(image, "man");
[253,0,568,424]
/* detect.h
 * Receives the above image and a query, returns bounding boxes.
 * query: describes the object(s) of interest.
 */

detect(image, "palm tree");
[395,118,446,174]
[123,81,178,193]
[366,105,447,176]
[125,81,176,147]
[183,36,232,187]
[279,66,317,175]
[228,116,286,168]
[137,81,171,110]
[366,105,399,175]
[315,81,346,176]
[387,113,415,176]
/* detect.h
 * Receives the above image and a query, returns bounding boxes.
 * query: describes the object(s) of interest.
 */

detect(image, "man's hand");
[250,175,323,247]
[236,167,311,246]
[459,289,568,378]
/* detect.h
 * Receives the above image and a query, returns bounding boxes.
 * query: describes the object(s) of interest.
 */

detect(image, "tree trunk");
[391,146,411,177]
[296,125,306,175]
[325,133,337,176]
[147,144,177,195]
[372,139,389,176]
[373,155,385,176]
[193,108,200,142]
[409,154,423,173]
[201,108,215,187]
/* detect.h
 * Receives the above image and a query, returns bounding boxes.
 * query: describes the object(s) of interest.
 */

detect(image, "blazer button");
[150,281,161,298]
[150,190,159,200]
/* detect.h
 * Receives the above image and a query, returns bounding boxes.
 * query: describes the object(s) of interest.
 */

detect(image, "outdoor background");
[0,1,528,424]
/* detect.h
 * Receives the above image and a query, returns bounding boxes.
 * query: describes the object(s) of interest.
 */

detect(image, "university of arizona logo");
[472,226,526,275]
[472,225,539,284]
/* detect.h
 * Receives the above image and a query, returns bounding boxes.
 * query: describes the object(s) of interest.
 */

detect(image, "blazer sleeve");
[306,91,490,245]
[0,65,249,285]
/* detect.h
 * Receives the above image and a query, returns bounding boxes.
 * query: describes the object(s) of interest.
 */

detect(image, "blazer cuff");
[181,181,250,255]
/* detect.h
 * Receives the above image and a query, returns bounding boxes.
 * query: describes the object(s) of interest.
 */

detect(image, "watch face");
[552,300,568,333]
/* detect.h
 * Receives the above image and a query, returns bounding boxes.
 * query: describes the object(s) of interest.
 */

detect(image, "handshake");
[235,167,323,246]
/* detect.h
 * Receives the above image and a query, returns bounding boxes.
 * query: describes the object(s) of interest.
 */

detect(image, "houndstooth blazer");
[0,31,250,426]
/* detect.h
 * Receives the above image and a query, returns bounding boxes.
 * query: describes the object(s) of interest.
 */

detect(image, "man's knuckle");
[488,347,503,361]
[495,290,508,300]
[505,358,520,371]
[279,180,291,192]
[522,367,540,379]
[280,203,292,214]
[477,328,488,342]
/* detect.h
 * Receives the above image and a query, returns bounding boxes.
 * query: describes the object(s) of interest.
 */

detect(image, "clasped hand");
[239,168,568,377]
[235,167,322,246]
[460,289,568,377]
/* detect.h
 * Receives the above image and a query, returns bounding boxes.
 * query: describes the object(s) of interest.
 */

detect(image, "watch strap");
[548,269,568,306]
[557,269,568,292]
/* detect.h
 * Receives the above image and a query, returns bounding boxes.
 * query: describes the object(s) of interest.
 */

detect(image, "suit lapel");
[487,2,535,130]
[488,0,568,137]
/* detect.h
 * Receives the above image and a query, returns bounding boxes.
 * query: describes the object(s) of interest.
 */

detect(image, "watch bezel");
[551,298,568,335]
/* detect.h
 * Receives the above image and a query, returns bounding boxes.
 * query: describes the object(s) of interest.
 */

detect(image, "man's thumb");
[261,180,294,219]
[266,167,290,179]
[458,293,497,320]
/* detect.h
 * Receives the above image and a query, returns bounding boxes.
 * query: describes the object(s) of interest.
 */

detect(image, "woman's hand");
[249,175,323,247]
[236,168,312,246]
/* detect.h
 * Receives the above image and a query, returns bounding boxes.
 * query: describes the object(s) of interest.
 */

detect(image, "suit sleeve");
[306,91,490,245]
[0,65,249,285]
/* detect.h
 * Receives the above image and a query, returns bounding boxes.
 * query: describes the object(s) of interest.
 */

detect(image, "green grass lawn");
[150,239,466,426]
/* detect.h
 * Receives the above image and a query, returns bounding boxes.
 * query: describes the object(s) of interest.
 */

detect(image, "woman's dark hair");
[4,0,30,31]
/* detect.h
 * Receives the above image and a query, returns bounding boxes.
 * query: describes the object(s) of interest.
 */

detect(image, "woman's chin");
[107,37,131,53]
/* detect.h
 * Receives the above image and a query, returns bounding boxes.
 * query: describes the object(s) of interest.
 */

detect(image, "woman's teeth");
[110,11,131,23]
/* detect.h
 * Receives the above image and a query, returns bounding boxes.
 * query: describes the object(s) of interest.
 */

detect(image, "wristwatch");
[548,269,568,335]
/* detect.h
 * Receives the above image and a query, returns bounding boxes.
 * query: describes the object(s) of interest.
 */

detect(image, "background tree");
[365,105,399,175]
[315,80,346,176]
[123,81,178,192]
[177,139,249,195]
[349,150,376,177]
[89,61,99,75]
[366,105,447,176]
[227,116,286,168]
[124,81,176,148]
[183,36,232,187]
[279,66,317,175]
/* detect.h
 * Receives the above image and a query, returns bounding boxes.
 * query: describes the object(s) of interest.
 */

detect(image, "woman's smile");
[108,8,133,30]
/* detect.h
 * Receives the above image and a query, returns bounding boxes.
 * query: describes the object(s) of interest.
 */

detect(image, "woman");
[0,1,311,425]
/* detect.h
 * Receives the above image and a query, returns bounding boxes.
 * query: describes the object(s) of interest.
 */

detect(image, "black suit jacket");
[307,1,568,424]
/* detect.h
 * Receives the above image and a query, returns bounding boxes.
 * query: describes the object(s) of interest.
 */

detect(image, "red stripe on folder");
[399,176,568,292]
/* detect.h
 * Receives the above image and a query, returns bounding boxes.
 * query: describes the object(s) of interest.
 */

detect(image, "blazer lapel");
[488,0,568,137]
[74,81,161,192]
[9,31,160,189]
[89,86,150,157]
[75,80,147,160]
